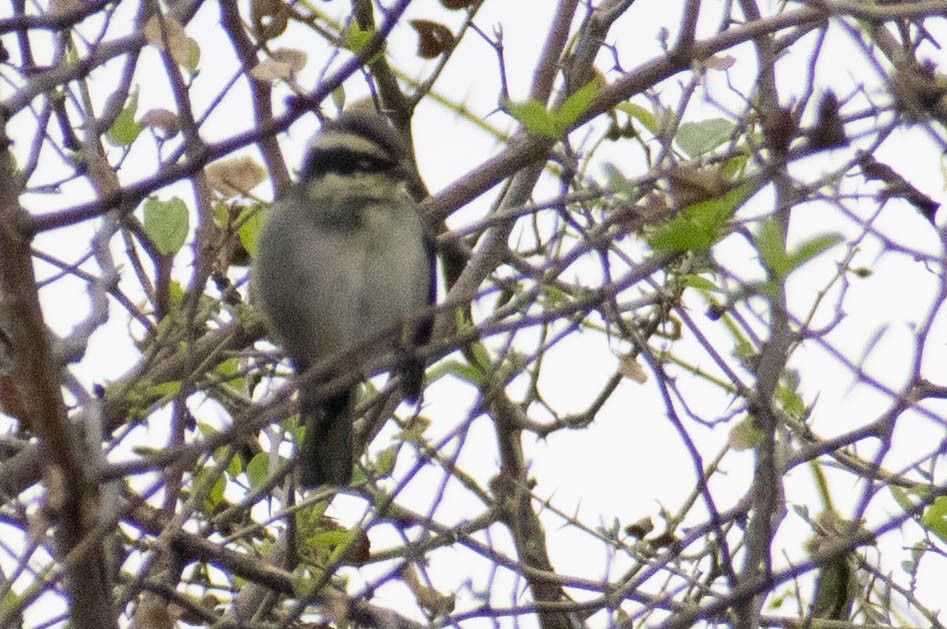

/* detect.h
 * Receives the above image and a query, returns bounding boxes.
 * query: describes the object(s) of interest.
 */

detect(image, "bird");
[254,111,435,488]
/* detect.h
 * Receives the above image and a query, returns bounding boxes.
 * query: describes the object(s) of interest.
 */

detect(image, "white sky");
[3,0,946,626]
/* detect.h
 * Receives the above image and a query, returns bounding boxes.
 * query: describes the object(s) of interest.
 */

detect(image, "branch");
[0,138,116,628]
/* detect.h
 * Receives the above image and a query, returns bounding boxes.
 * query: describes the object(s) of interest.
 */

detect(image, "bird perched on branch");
[254,111,435,488]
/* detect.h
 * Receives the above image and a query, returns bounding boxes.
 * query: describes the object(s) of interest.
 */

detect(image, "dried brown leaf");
[140,109,181,138]
[619,355,648,383]
[251,0,289,40]
[410,19,455,59]
[144,15,190,66]
[206,157,267,198]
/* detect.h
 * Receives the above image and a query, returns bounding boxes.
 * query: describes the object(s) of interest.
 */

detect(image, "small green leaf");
[310,529,358,551]
[508,100,561,138]
[786,233,842,273]
[227,452,243,477]
[921,496,947,543]
[246,452,270,489]
[167,279,186,307]
[510,79,603,139]
[722,155,748,180]
[214,357,239,380]
[557,78,601,128]
[680,274,720,292]
[757,219,841,278]
[375,445,398,477]
[212,202,230,230]
[889,486,911,511]
[196,422,220,439]
[601,163,637,197]
[215,356,247,394]
[107,95,142,146]
[238,204,267,259]
[400,415,432,443]
[676,118,735,157]
[143,196,189,255]
[729,416,764,450]
[146,380,182,398]
[343,23,373,52]
[648,183,751,252]
[185,38,200,72]
[756,218,789,277]
[195,468,225,513]
[427,358,482,386]
[332,84,346,111]
[775,383,806,420]
[208,473,225,509]
[616,102,657,134]
[542,283,574,307]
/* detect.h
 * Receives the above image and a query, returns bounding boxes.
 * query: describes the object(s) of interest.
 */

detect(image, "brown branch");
[0,139,116,627]
[733,0,794,625]
[218,0,291,195]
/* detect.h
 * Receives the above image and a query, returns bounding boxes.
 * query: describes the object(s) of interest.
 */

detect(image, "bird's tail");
[298,387,353,488]
[401,307,434,402]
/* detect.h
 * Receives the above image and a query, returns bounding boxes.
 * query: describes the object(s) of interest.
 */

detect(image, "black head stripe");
[321,112,410,163]
[304,147,397,178]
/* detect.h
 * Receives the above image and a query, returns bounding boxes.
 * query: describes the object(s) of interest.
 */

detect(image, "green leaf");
[729,416,764,450]
[215,356,239,379]
[786,233,842,273]
[212,202,229,230]
[332,84,346,111]
[375,445,398,477]
[185,38,200,72]
[215,356,246,394]
[756,218,789,276]
[601,163,636,198]
[107,94,141,146]
[648,183,751,252]
[542,283,574,307]
[775,383,806,420]
[342,23,373,52]
[227,452,243,477]
[680,274,720,292]
[310,528,358,551]
[246,452,270,489]
[195,467,225,513]
[146,380,182,398]
[615,102,657,134]
[238,204,267,259]
[757,219,842,278]
[507,100,561,138]
[196,422,219,439]
[168,279,186,307]
[427,358,483,386]
[557,78,601,128]
[676,118,735,157]
[208,473,225,509]
[722,155,748,180]
[400,415,431,443]
[510,79,602,139]
[921,496,947,543]
[889,485,914,512]
[143,196,189,255]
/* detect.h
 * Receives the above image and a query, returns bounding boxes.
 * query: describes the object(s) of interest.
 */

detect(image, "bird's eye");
[355,157,382,172]
[305,148,393,178]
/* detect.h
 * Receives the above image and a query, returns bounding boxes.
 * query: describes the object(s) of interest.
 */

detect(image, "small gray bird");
[254,112,434,488]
